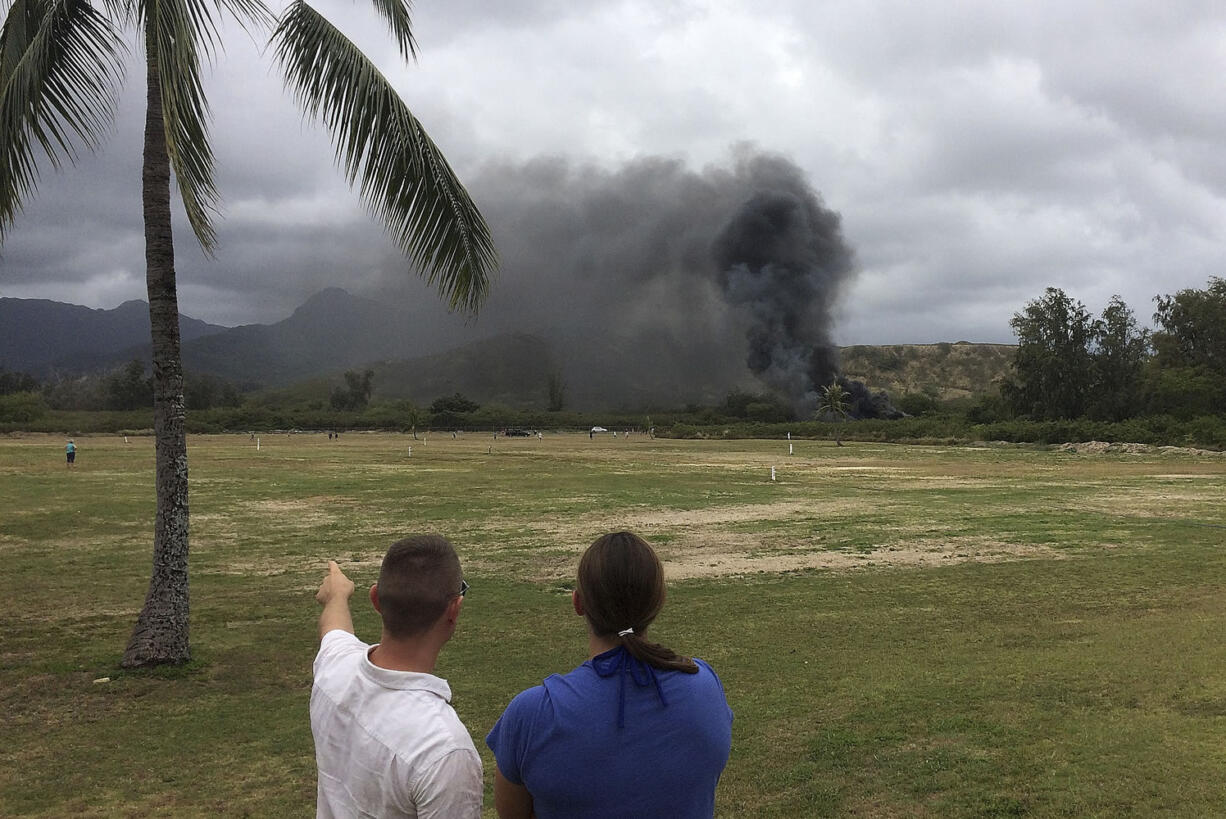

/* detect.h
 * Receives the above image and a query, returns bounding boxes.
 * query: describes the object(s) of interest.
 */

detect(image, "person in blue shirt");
[65,439,76,468]
[486,531,733,818]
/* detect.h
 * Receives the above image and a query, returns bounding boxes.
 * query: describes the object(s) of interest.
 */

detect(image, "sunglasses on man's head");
[459,579,470,598]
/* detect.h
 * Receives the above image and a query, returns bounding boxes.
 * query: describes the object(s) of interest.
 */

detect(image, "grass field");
[2,431,1225,817]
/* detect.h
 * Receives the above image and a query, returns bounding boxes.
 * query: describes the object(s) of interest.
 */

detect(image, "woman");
[486,531,733,818]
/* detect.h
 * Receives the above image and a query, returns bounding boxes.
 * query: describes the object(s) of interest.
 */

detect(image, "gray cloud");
[1,0,1222,350]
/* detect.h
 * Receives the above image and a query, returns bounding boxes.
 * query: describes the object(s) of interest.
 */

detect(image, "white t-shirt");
[311,629,482,818]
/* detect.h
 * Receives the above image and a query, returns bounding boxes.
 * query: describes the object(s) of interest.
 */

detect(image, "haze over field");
[1,1,1223,348]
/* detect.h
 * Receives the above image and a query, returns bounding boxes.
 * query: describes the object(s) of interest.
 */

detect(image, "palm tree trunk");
[122,29,190,667]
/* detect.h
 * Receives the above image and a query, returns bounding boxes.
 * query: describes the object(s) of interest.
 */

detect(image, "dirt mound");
[1057,441,1224,456]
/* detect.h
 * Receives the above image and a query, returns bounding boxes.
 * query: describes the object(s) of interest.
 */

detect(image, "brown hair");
[376,535,463,638]
[576,531,698,674]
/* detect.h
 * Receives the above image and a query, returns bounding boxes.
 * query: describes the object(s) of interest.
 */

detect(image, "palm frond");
[0,0,125,239]
[139,0,273,252]
[367,0,415,61]
[142,0,219,249]
[272,0,496,314]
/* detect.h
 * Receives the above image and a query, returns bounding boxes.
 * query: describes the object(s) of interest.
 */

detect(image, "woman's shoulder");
[685,656,721,679]
[506,663,585,712]
[504,680,550,713]
[681,657,731,698]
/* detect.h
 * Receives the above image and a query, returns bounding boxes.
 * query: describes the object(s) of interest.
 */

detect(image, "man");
[311,535,482,818]
[65,439,75,468]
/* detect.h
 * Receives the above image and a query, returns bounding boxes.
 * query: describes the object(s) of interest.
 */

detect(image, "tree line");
[1,360,242,413]
[4,278,1223,444]
[999,277,1224,422]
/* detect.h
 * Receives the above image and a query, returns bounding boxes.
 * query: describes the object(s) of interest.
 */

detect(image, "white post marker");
[407,447,412,457]
[789,442,794,455]
[257,437,260,451]
[771,466,777,481]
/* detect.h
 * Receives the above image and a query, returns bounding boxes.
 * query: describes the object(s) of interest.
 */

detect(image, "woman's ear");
[572,589,584,617]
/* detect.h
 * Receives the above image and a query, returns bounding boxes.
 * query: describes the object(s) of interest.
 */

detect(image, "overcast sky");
[1,0,1223,345]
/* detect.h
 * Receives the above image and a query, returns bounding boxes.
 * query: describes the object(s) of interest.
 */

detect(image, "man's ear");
[572,589,584,617]
[446,594,463,625]
[369,583,380,613]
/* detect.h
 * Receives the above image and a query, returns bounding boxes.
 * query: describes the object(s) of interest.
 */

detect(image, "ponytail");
[618,628,698,674]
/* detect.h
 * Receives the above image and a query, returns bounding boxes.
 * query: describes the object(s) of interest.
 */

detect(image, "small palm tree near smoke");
[816,380,850,446]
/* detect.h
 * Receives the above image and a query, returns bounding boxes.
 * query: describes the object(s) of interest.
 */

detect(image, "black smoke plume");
[713,185,853,413]
[375,146,898,415]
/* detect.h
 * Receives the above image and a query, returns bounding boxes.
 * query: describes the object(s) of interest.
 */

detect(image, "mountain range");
[1,288,451,384]
[0,290,1015,408]
[0,297,227,375]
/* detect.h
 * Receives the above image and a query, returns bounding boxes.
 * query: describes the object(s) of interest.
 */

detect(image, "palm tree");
[816,379,850,446]
[0,0,496,666]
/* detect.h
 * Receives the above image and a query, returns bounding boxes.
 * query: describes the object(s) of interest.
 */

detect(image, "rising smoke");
[712,182,853,412]
[380,145,897,416]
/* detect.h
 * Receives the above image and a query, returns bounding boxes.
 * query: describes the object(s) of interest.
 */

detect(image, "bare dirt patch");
[470,521,1068,581]
[661,535,1066,580]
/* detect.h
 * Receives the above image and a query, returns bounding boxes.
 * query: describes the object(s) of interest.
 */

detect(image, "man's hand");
[316,560,355,606]
[316,560,356,639]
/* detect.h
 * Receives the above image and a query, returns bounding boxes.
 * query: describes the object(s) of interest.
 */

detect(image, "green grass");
[1,432,1224,816]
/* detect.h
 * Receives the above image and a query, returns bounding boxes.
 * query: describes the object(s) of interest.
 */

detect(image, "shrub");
[0,391,48,423]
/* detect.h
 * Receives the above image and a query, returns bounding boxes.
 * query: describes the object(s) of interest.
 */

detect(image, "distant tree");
[895,392,940,417]
[430,392,480,415]
[105,359,153,411]
[1088,296,1149,421]
[1002,288,1096,419]
[0,390,48,422]
[362,398,419,429]
[718,389,756,418]
[42,374,106,411]
[427,392,479,428]
[720,389,793,421]
[965,392,1011,424]
[1146,277,1226,417]
[184,372,242,410]
[547,370,567,412]
[1151,278,1226,373]
[331,369,374,411]
[816,380,850,446]
[0,368,39,395]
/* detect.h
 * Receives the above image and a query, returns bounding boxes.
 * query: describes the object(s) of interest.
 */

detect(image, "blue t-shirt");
[486,646,733,819]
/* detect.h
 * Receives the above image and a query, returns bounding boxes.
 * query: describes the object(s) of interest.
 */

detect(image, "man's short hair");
[377,535,464,638]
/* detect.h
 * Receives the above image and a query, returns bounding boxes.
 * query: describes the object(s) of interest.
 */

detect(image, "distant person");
[65,439,76,468]
[487,531,733,818]
[311,536,481,818]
